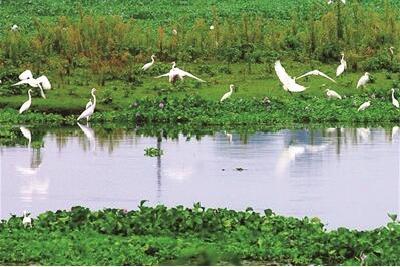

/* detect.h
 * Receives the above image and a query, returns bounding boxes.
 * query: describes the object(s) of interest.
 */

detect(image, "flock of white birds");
[8,0,399,126]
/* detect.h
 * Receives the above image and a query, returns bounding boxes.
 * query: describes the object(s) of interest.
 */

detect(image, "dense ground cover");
[1,204,400,265]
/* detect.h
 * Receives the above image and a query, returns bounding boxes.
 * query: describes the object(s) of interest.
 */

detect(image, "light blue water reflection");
[1,125,399,230]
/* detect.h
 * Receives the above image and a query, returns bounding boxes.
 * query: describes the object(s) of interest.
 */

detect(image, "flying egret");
[19,89,33,114]
[22,211,32,227]
[85,98,93,109]
[20,126,32,147]
[325,89,342,99]
[336,52,347,77]
[11,24,19,31]
[13,70,51,98]
[391,88,399,108]
[357,101,371,111]
[296,70,336,83]
[220,84,234,102]
[356,72,370,89]
[156,62,206,83]
[142,55,156,71]
[274,61,306,93]
[77,88,96,122]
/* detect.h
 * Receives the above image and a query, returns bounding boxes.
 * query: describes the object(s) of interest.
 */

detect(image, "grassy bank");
[1,204,400,265]
[0,62,399,125]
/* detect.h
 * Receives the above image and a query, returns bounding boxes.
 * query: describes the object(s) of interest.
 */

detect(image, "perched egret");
[85,98,93,109]
[20,126,32,147]
[328,0,345,4]
[357,101,371,112]
[356,72,370,89]
[22,211,32,227]
[13,70,51,99]
[220,84,234,102]
[77,88,96,122]
[11,24,18,31]
[325,89,342,99]
[391,88,399,108]
[274,61,306,93]
[19,89,33,114]
[156,62,206,83]
[142,54,156,71]
[296,70,336,83]
[336,52,347,77]
[389,46,395,56]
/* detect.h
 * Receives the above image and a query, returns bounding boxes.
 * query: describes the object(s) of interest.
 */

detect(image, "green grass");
[0,62,399,113]
[1,204,400,265]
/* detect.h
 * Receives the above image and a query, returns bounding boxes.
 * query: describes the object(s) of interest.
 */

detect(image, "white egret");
[19,69,33,80]
[172,29,177,35]
[85,98,93,109]
[22,211,32,227]
[13,70,51,99]
[156,62,206,83]
[20,126,32,147]
[328,0,345,4]
[77,88,96,122]
[357,101,371,112]
[392,126,399,139]
[389,46,395,56]
[356,72,370,89]
[220,84,234,102]
[325,89,342,99]
[142,54,156,71]
[391,88,399,108]
[296,70,336,83]
[336,52,347,77]
[19,89,33,114]
[210,25,215,30]
[274,61,306,93]
[11,24,19,31]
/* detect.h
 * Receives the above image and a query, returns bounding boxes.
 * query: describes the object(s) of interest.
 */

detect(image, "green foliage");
[144,147,163,157]
[1,204,400,265]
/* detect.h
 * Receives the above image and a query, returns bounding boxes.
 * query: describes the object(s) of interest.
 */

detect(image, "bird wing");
[357,76,367,88]
[220,92,231,102]
[179,70,206,82]
[295,70,316,80]
[36,75,51,90]
[19,100,31,114]
[315,70,336,83]
[329,90,342,99]
[155,71,171,78]
[336,64,345,77]
[12,79,30,86]
[86,101,93,110]
[142,62,151,70]
[274,61,306,92]
[77,106,94,121]
[19,70,33,80]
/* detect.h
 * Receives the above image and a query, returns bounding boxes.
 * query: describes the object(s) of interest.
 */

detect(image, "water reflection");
[1,125,399,230]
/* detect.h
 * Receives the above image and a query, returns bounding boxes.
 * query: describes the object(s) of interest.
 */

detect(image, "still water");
[1,125,399,230]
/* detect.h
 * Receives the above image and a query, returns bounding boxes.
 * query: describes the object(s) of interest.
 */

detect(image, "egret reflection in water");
[1,125,399,230]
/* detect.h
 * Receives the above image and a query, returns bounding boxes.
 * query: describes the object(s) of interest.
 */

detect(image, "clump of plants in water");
[1,203,400,265]
[144,147,163,157]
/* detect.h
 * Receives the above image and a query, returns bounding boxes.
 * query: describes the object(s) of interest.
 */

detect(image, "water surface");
[1,125,399,230]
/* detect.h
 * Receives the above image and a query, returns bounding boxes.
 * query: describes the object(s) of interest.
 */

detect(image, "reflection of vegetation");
[1,204,400,265]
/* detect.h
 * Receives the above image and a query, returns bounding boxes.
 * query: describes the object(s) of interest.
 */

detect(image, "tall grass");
[0,1,399,75]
